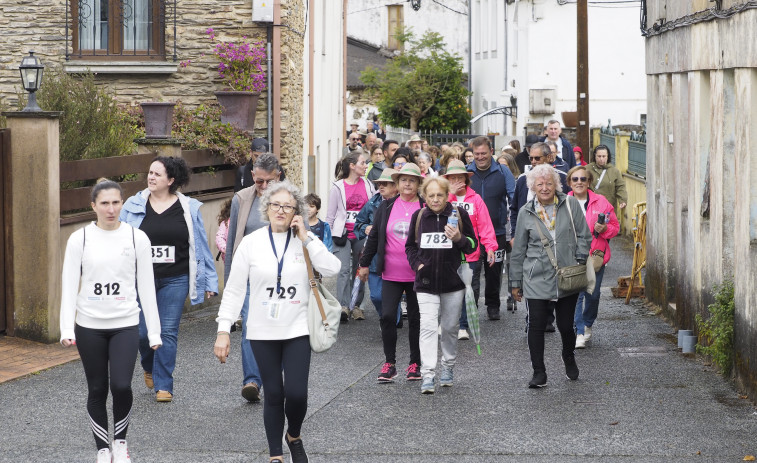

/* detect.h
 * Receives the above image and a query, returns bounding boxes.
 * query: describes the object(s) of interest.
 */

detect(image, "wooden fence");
[60,149,236,222]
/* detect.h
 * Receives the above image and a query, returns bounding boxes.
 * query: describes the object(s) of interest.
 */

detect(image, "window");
[68,0,172,60]
[387,5,404,51]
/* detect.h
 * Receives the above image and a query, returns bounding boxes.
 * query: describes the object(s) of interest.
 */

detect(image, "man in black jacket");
[515,135,539,175]
[539,120,576,170]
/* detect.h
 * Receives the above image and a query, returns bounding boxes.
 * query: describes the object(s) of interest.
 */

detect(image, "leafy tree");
[361,30,470,132]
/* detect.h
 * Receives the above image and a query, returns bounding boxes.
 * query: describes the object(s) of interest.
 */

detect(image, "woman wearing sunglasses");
[566,166,619,348]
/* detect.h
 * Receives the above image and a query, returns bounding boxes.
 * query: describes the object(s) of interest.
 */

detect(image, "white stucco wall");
[303,1,347,204]
[347,0,469,72]
[471,0,647,136]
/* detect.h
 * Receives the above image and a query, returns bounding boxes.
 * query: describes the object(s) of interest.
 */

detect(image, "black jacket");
[358,195,426,274]
[406,204,477,294]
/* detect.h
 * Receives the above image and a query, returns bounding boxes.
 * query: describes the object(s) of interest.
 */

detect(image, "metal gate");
[0,129,10,334]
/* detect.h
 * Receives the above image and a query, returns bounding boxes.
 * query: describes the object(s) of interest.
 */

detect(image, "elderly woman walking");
[510,164,592,389]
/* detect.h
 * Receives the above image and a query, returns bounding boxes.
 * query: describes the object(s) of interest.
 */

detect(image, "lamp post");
[19,51,44,112]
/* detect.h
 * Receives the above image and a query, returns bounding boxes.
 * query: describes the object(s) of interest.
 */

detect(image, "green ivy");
[695,281,735,376]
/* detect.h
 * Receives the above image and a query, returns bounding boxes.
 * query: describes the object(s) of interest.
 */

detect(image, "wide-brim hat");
[391,163,423,182]
[408,134,422,142]
[373,168,397,185]
[441,159,474,178]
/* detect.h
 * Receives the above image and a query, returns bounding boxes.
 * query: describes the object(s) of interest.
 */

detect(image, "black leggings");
[75,324,139,450]
[250,335,311,457]
[380,280,420,365]
[525,296,578,373]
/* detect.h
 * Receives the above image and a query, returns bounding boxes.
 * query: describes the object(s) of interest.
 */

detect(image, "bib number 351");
[151,246,175,264]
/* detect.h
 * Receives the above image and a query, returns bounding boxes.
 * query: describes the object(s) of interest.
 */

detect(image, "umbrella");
[349,272,363,310]
[458,262,481,355]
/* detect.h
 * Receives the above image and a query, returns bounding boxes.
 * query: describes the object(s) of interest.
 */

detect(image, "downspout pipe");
[468,0,473,133]
[267,39,272,145]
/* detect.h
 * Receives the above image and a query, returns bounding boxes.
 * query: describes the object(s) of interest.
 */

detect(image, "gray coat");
[509,191,592,300]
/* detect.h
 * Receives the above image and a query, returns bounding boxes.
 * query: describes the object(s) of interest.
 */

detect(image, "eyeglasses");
[528,156,541,161]
[255,178,277,186]
[571,176,588,183]
[393,162,406,168]
[268,202,295,214]
[349,137,360,141]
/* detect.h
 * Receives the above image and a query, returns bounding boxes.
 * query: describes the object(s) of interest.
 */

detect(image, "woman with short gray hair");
[510,164,592,389]
[215,180,340,463]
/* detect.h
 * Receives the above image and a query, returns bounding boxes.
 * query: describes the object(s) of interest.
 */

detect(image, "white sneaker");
[458,329,470,340]
[96,448,111,463]
[575,334,586,349]
[112,439,131,463]
[584,326,592,341]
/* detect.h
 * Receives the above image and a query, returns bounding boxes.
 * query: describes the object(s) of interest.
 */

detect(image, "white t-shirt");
[59,223,161,346]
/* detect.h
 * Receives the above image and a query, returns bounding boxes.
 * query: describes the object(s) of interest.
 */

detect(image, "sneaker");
[286,435,309,463]
[528,371,548,388]
[377,363,397,383]
[270,460,284,463]
[507,296,517,312]
[457,329,470,340]
[96,448,111,463]
[564,355,579,380]
[439,367,453,387]
[405,363,422,381]
[421,377,435,394]
[487,307,501,320]
[112,439,131,463]
[352,307,365,320]
[545,323,556,333]
[143,371,153,389]
[340,306,350,323]
[584,326,592,341]
[241,382,260,402]
[156,390,172,402]
[575,334,586,349]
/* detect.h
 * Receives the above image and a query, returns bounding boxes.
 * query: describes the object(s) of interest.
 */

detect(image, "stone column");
[2,111,62,342]
[135,137,184,158]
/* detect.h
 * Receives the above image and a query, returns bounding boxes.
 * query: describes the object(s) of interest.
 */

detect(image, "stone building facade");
[644,1,757,399]
[0,0,306,181]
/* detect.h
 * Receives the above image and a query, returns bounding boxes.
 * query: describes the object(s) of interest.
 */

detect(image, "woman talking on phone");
[60,179,162,463]
[214,181,340,463]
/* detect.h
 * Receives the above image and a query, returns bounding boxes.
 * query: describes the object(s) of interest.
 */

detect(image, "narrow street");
[1,237,755,462]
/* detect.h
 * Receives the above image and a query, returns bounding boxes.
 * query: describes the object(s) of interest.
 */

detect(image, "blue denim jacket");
[120,188,219,305]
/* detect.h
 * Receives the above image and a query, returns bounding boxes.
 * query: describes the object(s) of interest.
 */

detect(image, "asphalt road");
[1,237,756,462]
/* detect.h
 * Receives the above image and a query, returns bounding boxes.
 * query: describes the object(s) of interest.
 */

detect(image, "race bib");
[151,245,175,263]
[346,210,359,224]
[421,232,452,249]
[87,281,126,302]
[452,201,475,215]
[494,249,506,263]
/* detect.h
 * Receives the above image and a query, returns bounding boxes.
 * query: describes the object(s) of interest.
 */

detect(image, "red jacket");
[448,186,498,262]
[568,190,619,266]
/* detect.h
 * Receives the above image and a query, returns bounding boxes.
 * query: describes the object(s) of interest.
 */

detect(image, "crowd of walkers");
[58,123,627,462]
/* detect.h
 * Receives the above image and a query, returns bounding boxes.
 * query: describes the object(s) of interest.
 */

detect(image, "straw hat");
[441,160,474,178]
[373,168,397,185]
[390,163,423,183]
[408,134,422,142]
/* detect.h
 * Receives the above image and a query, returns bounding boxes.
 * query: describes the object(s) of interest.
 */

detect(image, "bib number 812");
[94,282,120,296]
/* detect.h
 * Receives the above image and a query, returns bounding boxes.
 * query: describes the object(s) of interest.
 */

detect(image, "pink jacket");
[568,190,619,266]
[448,186,498,262]
[215,219,229,262]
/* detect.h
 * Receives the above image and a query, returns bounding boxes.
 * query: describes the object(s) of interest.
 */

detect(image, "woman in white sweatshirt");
[214,181,340,463]
[60,179,162,463]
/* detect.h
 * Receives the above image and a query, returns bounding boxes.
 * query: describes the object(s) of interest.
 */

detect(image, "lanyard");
[268,227,291,294]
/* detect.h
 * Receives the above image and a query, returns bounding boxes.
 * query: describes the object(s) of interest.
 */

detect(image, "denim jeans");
[418,290,464,380]
[333,237,365,307]
[368,271,401,324]
[139,274,189,394]
[240,284,262,387]
[574,264,606,335]
[458,261,481,330]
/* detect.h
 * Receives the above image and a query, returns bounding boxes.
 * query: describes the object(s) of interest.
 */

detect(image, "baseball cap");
[251,138,269,152]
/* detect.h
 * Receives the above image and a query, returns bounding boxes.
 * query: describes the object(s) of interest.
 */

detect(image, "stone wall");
[0,0,306,180]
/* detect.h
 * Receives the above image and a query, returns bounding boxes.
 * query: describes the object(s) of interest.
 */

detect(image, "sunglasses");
[528,156,541,161]
[393,162,406,168]
[571,176,588,182]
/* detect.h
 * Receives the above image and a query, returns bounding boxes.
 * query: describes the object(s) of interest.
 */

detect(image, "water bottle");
[448,208,458,227]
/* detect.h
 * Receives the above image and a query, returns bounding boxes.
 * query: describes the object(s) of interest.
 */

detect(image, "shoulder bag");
[534,198,595,296]
[303,245,342,352]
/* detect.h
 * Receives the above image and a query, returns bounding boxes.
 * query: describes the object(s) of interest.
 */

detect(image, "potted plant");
[205,28,266,132]
[140,101,175,139]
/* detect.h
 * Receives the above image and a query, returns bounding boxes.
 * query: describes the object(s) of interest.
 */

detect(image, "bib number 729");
[266,286,297,299]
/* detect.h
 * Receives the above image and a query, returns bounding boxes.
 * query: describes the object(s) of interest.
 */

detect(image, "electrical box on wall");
[529,89,556,114]
[252,0,274,23]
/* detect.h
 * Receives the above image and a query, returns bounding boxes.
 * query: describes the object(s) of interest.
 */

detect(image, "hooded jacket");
[405,203,477,294]
[568,189,620,266]
[586,162,628,210]
[447,186,497,263]
[509,192,592,300]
